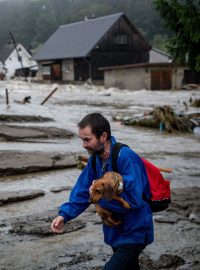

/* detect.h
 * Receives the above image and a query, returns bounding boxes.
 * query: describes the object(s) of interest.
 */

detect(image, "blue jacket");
[59,136,154,248]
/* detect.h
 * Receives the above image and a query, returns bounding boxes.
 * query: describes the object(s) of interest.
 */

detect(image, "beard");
[85,143,105,156]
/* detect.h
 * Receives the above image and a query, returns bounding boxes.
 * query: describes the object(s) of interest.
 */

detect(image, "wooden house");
[0,43,38,79]
[34,12,150,82]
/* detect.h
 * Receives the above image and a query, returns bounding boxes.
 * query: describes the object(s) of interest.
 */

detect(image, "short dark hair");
[78,113,111,140]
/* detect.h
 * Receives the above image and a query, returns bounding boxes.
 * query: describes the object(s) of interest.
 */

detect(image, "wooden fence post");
[5,89,9,106]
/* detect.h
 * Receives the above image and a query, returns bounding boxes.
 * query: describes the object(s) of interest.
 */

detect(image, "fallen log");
[77,155,173,173]
[40,87,58,105]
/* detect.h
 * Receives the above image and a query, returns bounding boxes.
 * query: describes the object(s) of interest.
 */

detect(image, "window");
[63,62,71,72]
[42,66,50,75]
[114,35,129,45]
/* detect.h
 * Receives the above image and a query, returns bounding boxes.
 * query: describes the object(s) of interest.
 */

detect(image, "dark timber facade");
[34,13,150,82]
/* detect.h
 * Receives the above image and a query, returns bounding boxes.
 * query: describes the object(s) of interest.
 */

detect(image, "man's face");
[78,126,105,155]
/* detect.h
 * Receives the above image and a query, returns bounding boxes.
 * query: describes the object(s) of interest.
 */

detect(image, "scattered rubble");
[113,105,200,133]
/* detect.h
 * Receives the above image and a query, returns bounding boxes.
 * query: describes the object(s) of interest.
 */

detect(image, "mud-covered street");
[0,80,200,269]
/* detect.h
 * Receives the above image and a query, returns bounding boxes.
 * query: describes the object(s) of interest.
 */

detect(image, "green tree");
[154,0,200,71]
[0,0,168,52]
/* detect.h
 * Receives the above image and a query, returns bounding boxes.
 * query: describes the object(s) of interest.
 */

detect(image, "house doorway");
[151,70,172,90]
[51,63,62,81]
[74,59,89,81]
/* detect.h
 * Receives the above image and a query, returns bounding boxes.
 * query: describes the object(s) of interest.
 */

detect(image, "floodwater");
[0,80,200,270]
[0,80,200,221]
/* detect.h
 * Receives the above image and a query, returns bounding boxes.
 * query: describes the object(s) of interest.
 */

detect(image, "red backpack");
[92,142,171,212]
[141,158,171,212]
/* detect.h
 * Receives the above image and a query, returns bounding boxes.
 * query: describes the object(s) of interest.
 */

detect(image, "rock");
[50,186,71,193]
[140,254,185,270]
[0,114,54,123]
[0,189,45,205]
[156,187,200,224]
[177,262,200,270]
[154,213,183,224]
[189,207,200,224]
[9,211,86,236]
[156,254,185,268]
[49,253,93,270]
[0,124,74,141]
[0,151,79,176]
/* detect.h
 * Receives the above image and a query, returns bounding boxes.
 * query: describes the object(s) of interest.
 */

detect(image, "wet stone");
[155,187,200,224]
[140,254,185,270]
[0,189,45,205]
[0,114,54,123]
[50,186,72,193]
[9,211,86,236]
[0,151,79,176]
[49,253,93,270]
[0,124,75,141]
[154,214,183,224]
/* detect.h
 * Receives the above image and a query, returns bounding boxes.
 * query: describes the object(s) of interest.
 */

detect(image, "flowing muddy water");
[0,80,200,269]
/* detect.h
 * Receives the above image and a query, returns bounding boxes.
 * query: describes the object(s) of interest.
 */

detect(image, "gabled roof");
[150,48,172,63]
[0,44,15,63]
[34,13,125,61]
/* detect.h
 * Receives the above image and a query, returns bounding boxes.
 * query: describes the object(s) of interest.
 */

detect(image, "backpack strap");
[91,154,97,175]
[112,142,128,172]
[114,143,150,206]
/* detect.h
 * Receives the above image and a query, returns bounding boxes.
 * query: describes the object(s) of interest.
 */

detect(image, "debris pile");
[191,98,200,107]
[113,105,200,133]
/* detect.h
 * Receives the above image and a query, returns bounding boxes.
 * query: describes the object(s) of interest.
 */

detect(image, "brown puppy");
[89,171,131,209]
[95,204,121,227]
[89,172,131,226]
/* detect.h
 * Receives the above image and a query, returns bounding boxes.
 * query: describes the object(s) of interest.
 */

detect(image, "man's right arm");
[51,216,65,233]
[51,158,96,232]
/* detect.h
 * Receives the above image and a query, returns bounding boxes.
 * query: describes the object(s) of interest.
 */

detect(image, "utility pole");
[9,31,27,81]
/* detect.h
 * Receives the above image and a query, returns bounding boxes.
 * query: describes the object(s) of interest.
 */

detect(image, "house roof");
[0,44,15,63]
[100,62,176,71]
[150,48,172,63]
[34,12,141,61]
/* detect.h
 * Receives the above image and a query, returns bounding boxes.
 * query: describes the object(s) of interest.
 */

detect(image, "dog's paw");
[123,201,131,209]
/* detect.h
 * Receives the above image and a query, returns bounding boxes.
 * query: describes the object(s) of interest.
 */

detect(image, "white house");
[0,43,38,79]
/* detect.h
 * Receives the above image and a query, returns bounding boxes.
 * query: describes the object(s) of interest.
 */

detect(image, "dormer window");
[114,35,129,45]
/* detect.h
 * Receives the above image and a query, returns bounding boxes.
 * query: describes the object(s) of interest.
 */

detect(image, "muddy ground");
[0,118,199,269]
[0,187,199,270]
[0,82,200,270]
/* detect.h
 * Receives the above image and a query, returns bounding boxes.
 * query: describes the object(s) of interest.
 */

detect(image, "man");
[51,113,154,269]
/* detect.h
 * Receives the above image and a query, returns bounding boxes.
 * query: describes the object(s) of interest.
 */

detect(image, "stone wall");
[104,67,149,90]
[104,65,185,90]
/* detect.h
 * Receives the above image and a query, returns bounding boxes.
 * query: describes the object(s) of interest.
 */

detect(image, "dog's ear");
[103,183,115,200]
